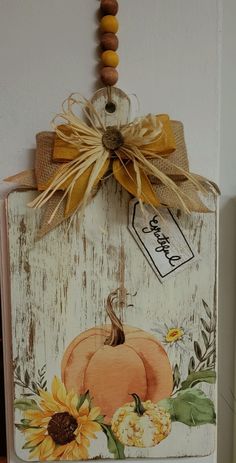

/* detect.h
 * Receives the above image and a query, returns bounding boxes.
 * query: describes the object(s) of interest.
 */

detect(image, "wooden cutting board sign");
[3,89,217,460]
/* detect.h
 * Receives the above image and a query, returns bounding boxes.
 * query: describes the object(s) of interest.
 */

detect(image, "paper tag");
[128,199,196,282]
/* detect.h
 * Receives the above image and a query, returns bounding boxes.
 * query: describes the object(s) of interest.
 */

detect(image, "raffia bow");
[5,93,219,238]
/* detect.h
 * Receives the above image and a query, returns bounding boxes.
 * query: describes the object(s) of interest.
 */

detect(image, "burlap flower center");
[102,127,124,151]
[47,412,77,445]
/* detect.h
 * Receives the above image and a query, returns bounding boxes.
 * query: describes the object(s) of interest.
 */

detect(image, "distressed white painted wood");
[6,185,217,460]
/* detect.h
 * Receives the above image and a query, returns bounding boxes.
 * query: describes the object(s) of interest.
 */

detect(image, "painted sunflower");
[21,377,102,461]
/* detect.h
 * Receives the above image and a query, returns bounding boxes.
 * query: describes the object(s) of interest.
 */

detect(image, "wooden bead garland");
[100,67,118,86]
[101,50,119,68]
[100,15,119,33]
[100,0,119,86]
[101,0,119,16]
[101,32,119,51]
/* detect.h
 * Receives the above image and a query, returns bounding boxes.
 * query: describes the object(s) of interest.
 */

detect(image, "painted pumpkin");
[61,291,173,423]
[111,393,171,447]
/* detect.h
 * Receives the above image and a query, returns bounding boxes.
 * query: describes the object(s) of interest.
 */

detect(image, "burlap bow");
[5,94,218,238]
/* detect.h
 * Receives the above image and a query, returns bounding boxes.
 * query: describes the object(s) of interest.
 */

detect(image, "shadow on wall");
[218,197,236,463]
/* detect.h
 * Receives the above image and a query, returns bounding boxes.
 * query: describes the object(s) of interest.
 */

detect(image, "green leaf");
[29,445,40,453]
[24,370,30,387]
[101,424,125,459]
[38,364,46,378]
[181,370,216,389]
[204,348,216,362]
[210,317,216,332]
[15,423,39,431]
[95,415,105,424]
[194,341,202,361]
[15,423,28,431]
[14,398,39,411]
[41,380,47,389]
[188,356,195,375]
[200,318,211,334]
[207,357,212,367]
[159,388,216,426]
[31,381,39,394]
[157,398,175,416]
[77,391,91,411]
[202,300,212,319]
[21,419,31,425]
[22,441,39,450]
[173,364,181,388]
[201,330,209,349]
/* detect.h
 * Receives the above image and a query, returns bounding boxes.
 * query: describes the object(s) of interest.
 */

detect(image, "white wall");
[1,0,234,462]
[219,0,236,462]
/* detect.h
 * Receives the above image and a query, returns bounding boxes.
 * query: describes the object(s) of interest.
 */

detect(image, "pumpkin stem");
[131,393,146,416]
[104,289,125,347]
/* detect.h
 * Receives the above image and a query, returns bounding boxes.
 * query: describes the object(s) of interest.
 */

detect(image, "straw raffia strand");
[26,93,218,225]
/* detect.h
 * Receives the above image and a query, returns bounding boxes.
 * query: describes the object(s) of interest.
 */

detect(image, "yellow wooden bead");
[101,50,119,68]
[100,15,119,33]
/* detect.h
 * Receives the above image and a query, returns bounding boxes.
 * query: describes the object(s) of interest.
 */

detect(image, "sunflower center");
[47,412,77,445]
[165,327,184,343]
[102,127,124,151]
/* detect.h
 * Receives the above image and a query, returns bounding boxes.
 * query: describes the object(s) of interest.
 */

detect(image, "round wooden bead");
[100,15,119,34]
[101,50,119,68]
[100,67,118,86]
[101,0,119,16]
[101,32,119,51]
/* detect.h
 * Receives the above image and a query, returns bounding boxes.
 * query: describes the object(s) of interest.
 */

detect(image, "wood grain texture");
[7,186,217,460]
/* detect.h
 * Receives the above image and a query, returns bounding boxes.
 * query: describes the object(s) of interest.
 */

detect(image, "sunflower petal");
[79,399,90,417]
[25,434,45,447]
[51,376,67,404]
[28,446,40,460]
[77,445,89,460]
[24,410,45,421]
[113,159,160,206]
[88,406,101,421]
[51,443,68,459]
[66,441,79,459]
[25,428,46,440]
[76,433,90,448]
[67,391,79,416]
[39,436,55,460]
[82,421,101,436]
[39,389,54,403]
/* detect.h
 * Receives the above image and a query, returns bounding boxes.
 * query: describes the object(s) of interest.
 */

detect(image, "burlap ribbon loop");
[5,93,219,238]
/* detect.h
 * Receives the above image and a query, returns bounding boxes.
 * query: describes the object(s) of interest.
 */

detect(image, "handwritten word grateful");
[142,215,181,267]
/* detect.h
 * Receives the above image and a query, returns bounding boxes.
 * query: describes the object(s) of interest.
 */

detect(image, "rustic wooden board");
[6,185,217,460]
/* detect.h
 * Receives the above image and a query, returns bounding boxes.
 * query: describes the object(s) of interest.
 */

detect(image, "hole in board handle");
[105,101,116,114]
